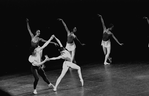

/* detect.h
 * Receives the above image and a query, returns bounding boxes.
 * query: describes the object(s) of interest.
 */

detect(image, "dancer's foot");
[104,62,110,65]
[108,57,112,63]
[33,89,37,95]
[53,86,57,92]
[48,83,54,89]
[80,79,84,86]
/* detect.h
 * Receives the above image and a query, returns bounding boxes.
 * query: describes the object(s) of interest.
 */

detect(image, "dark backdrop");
[0,0,149,76]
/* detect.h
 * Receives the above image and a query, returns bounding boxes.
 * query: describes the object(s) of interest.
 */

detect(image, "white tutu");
[101,40,111,48]
[66,43,76,51]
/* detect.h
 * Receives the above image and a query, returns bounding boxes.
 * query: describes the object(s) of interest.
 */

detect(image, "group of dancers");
[28,14,149,94]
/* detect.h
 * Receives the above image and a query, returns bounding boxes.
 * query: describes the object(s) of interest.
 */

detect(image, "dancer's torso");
[61,50,72,61]
[102,32,111,41]
[32,47,43,66]
[67,33,75,44]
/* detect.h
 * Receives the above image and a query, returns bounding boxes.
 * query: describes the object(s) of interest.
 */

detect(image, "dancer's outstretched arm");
[48,56,62,60]
[40,35,55,49]
[39,38,47,43]
[26,18,34,38]
[75,36,85,46]
[36,55,49,66]
[143,17,149,24]
[112,34,123,45]
[58,18,70,35]
[98,14,107,31]
[54,36,63,47]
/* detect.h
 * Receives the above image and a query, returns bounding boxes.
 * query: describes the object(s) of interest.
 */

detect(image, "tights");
[31,65,50,89]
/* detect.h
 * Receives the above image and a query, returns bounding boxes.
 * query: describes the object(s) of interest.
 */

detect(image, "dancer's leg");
[68,62,84,86]
[72,49,76,63]
[38,67,54,88]
[31,66,39,94]
[104,46,111,65]
[54,62,69,91]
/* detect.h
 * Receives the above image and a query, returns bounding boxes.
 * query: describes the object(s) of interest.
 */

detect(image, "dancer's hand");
[51,35,55,39]
[120,43,123,46]
[82,43,85,46]
[58,18,63,21]
[45,55,49,60]
[143,17,148,19]
[26,18,29,22]
[97,14,102,17]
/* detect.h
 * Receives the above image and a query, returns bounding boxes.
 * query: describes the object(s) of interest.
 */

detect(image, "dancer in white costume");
[58,18,85,63]
[28,35,55,94]
[48,36,84,91]
[98,14,123,65]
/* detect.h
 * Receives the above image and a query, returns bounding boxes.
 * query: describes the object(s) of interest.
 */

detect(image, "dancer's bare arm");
[35,55,49,66]
[58,18,70,35]
[98,14,106,31]
[26,18,34,38]
[48,56,62,60]
[38,38,47,42]
[54,36,63,47]
[112,34,123,45]
[75,36,85,46]
[40,35,55,49]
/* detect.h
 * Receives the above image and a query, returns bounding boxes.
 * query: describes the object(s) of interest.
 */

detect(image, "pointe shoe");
[104,62,110,65]
[80,79,84,86]
[33,90,37,94]
[48,83,54,89]
[53,86,57,92]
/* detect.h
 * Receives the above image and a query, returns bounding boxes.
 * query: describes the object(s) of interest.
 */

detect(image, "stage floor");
[1,63,149,96]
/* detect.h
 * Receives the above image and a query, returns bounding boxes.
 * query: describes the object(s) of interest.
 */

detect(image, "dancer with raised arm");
[28,35,55,94]
[48,36,84,91]
[98,14,123,65]
[58,18,85,63]
[26,18,47,47]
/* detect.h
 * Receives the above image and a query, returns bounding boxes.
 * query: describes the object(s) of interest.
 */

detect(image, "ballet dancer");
[98,14,123,65]
[58,18,85,63]
[26,18,47,47]
[48,36,84,91]
[28,35,55,94]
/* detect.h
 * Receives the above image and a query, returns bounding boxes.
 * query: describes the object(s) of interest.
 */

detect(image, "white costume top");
[28,46,43,66]
[61,50,72,61]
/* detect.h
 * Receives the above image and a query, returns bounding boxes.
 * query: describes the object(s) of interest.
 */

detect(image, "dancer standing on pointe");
[47,36,84,91]
[58,18,85,63]
[28,35,55,94]
[98,14,123,65]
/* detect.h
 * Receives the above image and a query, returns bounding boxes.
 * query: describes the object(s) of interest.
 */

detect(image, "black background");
[0,0,149,76]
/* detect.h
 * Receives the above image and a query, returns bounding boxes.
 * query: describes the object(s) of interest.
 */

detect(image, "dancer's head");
[72,27,77,33]
[35,30,40,36]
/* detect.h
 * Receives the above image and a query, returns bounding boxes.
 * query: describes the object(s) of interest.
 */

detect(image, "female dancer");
[26,18,47,47]
[48,36,84,91]
[28,35,55,94]
[58,18,85,63]
[98,14,123,65]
